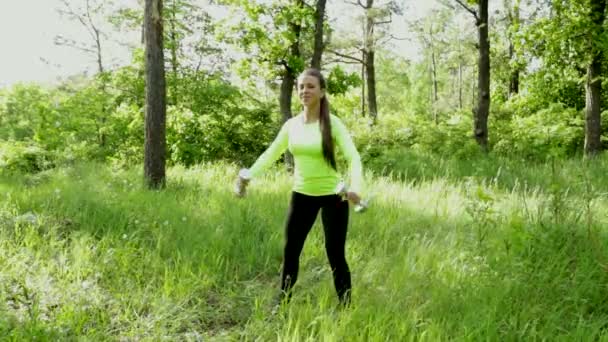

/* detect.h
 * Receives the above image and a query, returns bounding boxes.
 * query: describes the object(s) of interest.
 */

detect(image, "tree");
[523,0,607,155]
[584,0,606,156]
[411,10,452,122]
[311,0,327,69]
[55,0,110,74]
[455,0,491,151]
[111,0,221,106]
[222,0,317,169]
[505,0,521,98]
[55,0,116,148]
[329,0,399,124]
[144,0,167,188]
[280,0,304,169]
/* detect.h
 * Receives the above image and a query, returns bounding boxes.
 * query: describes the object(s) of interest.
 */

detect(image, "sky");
[0,0,442,89]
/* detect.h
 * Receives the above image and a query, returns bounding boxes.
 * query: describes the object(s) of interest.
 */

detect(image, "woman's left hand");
[346,191,361,204]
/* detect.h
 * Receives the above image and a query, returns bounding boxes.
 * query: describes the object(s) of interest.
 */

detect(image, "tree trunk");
[91,16,106,148]
[474,0,490,151]
[429,25,438,106]
[94,29,103,74]
[311,0,327,69]
[144,0,167,189]
[279,0,304,171]
[168,0,179,106]
[431,50,438,103]
[431,46,438,124]
[280,70,295,170]
[94,28,107,148]
[507,0,520,98]
[365,0,377,125]
[508,40,519,97]
[366,49,378,125]
[361,47,366,117]
[459,61,463,109]
[584,0,606,156]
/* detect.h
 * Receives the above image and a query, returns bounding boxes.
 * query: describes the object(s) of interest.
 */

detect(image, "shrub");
[0,141,55,174]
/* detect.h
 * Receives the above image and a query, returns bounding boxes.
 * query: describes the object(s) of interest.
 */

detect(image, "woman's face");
[298,75,324,107]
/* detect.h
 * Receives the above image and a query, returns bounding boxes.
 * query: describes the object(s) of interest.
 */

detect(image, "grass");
[1,153,608,340]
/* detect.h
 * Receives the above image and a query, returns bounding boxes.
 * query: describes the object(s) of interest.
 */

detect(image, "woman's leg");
[280,192,321,301]
[320,195,351,305]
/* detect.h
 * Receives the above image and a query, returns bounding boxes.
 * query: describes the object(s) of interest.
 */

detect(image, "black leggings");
[280,191,351,304]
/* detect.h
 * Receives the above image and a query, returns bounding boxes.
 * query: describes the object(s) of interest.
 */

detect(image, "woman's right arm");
[247,121,290,178]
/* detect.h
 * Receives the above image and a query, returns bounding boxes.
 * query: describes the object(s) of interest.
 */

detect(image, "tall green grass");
[1,155,608,340]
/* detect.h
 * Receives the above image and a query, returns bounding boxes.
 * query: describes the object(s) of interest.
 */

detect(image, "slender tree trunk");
[474,0,490,151]
[431,50,438,103]
[584,0,606,156]
[94,29,103,74]
[90,18,107,148]
[169,0,179,105]
[279,0,303,170]
[361,45,366,117]
[144,0,167,188]
[280,71,295,170]
[459,62,463,109]
[507,0,520,98]
[508,41,519,97]
[429,25,438,105]
[365,0,377,125]
[311,0,327,69]
[366,49,377,125]
[93,28,107,148]
[431,46,438,124]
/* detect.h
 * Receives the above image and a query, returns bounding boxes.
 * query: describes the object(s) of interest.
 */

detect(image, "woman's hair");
[300,68,336,170]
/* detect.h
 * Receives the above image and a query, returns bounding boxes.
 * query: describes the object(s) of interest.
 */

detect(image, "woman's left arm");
[332,116,363,195]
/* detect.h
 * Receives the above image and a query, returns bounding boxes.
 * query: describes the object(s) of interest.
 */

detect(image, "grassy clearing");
[1,154,608,340]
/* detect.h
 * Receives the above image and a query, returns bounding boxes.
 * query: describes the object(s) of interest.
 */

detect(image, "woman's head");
[298,68,336,170]
[297,68,326,108]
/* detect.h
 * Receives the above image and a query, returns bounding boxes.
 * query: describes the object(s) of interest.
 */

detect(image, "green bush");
[167,103,276,167]
[0,141,55,174]
[492,103,584,159]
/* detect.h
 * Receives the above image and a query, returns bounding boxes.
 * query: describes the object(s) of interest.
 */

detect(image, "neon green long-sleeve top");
[249,113,363,196]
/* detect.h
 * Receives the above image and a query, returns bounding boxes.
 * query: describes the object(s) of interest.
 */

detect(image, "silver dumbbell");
[335,181,369,213]
[234,168,251,197]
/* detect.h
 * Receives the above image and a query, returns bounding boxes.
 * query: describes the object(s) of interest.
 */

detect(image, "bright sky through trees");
[0,0,439,88]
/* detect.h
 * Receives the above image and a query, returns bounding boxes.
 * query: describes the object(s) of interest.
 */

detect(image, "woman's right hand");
[234,176,249,198]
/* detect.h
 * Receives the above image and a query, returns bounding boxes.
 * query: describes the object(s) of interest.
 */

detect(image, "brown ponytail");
[301,68,336,170]
[319,95,336,170]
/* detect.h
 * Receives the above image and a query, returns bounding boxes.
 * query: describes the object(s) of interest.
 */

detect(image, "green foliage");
[220,0,314,81]
[409,112,480,158]
[492,102,585,159]
[0,67,279,170]
[0,141,55,174]
[167,103,276,167]
[523,69,585,111]
[344,112,480,168]
[375,52,411,115]
[0,84,56,142]
[326,66,361,95]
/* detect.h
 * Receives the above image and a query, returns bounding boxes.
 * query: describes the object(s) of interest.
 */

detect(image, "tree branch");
[327,49,365,64]
[54,35,97,54]
[375,18,392,25]
[323,58,363,65]
[58,0,97,42]
[344,0,366,8]
[454,0,479,21]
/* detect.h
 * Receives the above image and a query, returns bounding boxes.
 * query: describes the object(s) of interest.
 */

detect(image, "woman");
[236,68,364,308]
